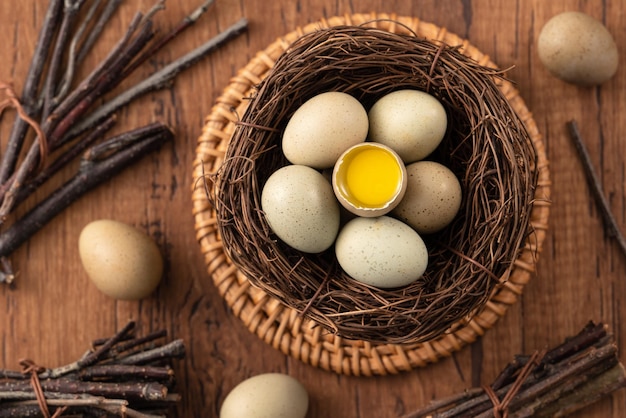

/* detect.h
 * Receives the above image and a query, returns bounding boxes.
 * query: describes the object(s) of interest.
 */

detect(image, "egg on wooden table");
[282,91,369,169]
[335,216,428,288]
[220,373,309,418]
[261,164,340,253]
[78,219,164,300]
[367,89,447,163]
[392,161,462,234]
[537,11,619,86]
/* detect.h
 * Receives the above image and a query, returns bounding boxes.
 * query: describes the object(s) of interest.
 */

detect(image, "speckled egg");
[78,219,163,300]
[368,89,447,163]
[537,11,618,86]
[335,216,428,288]
[261,164,340,253]
[220,373,309,418]
[392,161,462,234]
[282,92,369,169]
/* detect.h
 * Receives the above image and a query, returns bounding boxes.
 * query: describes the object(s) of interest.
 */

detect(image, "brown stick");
[567,120,626,259]
[0,0,63,185]
[0,124,173,260]
[78,365,174,382]
[0,321,184,417]
[117,340,186,365]
[0,380,168,401]
[0,1,247,283]
[402,322,626,418]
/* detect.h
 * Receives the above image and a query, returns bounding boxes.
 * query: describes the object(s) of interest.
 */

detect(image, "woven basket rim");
[192,13,551,376]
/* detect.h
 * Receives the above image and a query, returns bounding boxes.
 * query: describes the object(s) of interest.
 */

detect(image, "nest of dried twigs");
[212,25,539,344]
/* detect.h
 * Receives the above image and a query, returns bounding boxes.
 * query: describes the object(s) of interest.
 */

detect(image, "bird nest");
[211,25,543,345]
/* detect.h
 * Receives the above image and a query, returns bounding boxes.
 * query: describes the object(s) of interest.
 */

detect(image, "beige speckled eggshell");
[220,373,309,418]
[335,216,428,288]
[282,92,368,169]
[261,165,340,253]
[368,89,447,163]
[78,219,163,300]
[392,161,462,234]
[537,11,618,86]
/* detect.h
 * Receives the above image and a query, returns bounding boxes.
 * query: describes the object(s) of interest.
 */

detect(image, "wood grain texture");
[0,1,624,417]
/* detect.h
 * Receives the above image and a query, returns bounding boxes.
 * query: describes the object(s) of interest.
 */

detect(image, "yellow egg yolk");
[342,146,402,207]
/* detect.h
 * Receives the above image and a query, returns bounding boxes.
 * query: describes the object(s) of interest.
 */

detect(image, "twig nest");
[213,25,539,344]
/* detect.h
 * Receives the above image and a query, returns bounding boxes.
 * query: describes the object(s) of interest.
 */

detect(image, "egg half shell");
[282,92,369,169]
[335,216,428,288]
[78,219,164,300]
[392,161,462,234]
[332,142,408,217]
[220,373,309,418]
[261,165,340,253]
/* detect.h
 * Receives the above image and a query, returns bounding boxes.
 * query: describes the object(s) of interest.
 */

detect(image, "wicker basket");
[192,14,550,376]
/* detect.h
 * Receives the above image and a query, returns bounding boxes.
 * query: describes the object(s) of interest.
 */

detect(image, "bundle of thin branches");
[404,322,626,417]
[0,0,247,283]
[0,321,185,417]
[213,25,538,344]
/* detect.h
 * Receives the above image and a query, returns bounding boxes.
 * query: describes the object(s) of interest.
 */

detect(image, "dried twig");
[66,17,249,142]
[0,1,248,282]
[0,123,174,260]
[566,119,626,259]
[0,321,185,417]
[402,321,626,417]
[0,0,64,185]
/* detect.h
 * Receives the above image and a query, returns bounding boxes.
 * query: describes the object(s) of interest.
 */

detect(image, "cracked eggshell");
[281,92,369,169]
[261,164,340,253]
[220,373,309,418]
[392,161,462,234]
[78,219,163,300]
[335,216,428,288]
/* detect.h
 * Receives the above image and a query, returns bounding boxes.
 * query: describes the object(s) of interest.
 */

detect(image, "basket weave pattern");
[192,14,550,376]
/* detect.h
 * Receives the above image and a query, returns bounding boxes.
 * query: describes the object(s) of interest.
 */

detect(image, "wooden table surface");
[1,0,625,417]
